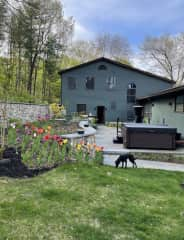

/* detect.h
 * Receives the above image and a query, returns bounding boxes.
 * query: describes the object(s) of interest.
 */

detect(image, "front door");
[97,106,105,124]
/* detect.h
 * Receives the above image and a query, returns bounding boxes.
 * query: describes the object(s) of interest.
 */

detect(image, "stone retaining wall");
[0,102,50,122]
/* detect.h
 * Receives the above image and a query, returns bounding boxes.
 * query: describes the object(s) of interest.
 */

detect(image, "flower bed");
[4,118,103,173]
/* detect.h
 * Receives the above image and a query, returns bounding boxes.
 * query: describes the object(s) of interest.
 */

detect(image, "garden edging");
[61,120,96,144]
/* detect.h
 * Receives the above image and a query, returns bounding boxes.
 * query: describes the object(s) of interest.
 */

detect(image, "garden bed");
[46,119,78,135]
[0,118,103,177]
[7,119,80,169]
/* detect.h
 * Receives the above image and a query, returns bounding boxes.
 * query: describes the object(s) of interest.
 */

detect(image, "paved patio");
[95,125,184,172]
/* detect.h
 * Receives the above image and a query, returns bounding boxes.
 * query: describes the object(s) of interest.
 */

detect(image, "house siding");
[143,98,184,137]
[61,60,172,122]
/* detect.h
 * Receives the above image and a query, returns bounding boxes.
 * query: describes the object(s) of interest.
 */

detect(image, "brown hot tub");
[122,123,177,150]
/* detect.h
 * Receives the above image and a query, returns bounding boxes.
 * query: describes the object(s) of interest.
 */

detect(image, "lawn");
[0,163,184,240]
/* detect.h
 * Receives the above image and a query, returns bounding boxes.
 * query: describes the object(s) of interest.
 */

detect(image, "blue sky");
[62,0,184,48]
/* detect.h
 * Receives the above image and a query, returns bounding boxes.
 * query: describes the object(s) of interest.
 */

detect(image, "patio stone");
[95,125,184,172]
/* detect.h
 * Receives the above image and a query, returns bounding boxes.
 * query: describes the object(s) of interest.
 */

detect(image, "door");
[97,106,105,124]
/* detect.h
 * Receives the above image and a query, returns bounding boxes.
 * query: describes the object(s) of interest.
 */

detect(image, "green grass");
[0,163,184,240]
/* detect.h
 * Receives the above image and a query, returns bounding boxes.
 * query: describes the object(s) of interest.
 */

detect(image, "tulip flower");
[43,134,51,141]
[37,128,44,134]
[95,146,104,152]
[76,144,82,150]
[63,139,68,144]
[58,140,63,146]
[10,123,16,128]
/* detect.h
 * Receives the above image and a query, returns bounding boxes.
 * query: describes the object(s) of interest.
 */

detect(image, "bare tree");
[68,40,99,62]
[69,33,131,64]
[140,34,184,84]
[95,33,131,62]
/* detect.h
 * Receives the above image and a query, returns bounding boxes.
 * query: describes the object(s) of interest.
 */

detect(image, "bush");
[50,103,66,118]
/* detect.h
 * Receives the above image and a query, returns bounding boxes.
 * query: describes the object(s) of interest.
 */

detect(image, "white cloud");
[62,0,184,25]
[62,0,184,44]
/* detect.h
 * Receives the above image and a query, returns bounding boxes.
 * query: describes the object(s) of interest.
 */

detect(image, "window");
[77,104,86,114]
[86,77,95,89]
[106,75,117,89]
[98,64,107,70]
[127,95,136,103]
[68,77,76,89]
[175,95,184,112]
[127,109,135,121]
[127,83,136,103]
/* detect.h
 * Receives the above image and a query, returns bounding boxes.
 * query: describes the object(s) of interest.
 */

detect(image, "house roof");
[58,57,175,84]
[138,84,184,102]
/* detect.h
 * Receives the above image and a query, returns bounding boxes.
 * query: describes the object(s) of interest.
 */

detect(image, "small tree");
[50,103,66,118]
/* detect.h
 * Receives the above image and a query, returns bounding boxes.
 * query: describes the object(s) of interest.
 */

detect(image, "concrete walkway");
[95,125,184,172]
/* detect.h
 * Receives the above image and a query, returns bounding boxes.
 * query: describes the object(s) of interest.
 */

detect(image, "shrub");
[50,103,66,118]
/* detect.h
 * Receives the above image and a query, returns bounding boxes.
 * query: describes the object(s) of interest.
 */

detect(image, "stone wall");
[0,102,50,122]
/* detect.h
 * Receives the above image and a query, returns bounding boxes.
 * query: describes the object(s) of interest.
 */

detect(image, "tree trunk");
[33,65,38,96]
[42,60,47,97]
[16,44,22,90]
[27,53,38,94]
[27,61,33,94]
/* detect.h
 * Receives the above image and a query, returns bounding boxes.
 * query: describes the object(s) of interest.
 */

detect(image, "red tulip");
[43,134,51,141]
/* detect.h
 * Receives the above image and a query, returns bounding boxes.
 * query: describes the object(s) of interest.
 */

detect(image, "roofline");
[137,85,184,102]
[58,57,175,84]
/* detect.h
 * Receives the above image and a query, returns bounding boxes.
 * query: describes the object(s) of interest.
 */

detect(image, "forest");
[0,0,74,103]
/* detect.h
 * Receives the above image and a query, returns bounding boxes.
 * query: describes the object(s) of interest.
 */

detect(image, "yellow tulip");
[63,139,68,144]
[76,144,81,150]
[47,126,52,130]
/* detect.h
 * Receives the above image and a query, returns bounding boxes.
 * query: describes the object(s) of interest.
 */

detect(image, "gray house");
[138,85,184,137]
[59,57,174,123]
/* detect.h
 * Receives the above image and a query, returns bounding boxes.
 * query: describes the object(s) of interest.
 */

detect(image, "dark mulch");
[0,146,75,178]
[0,158,57,178]
[0,146,58,178]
